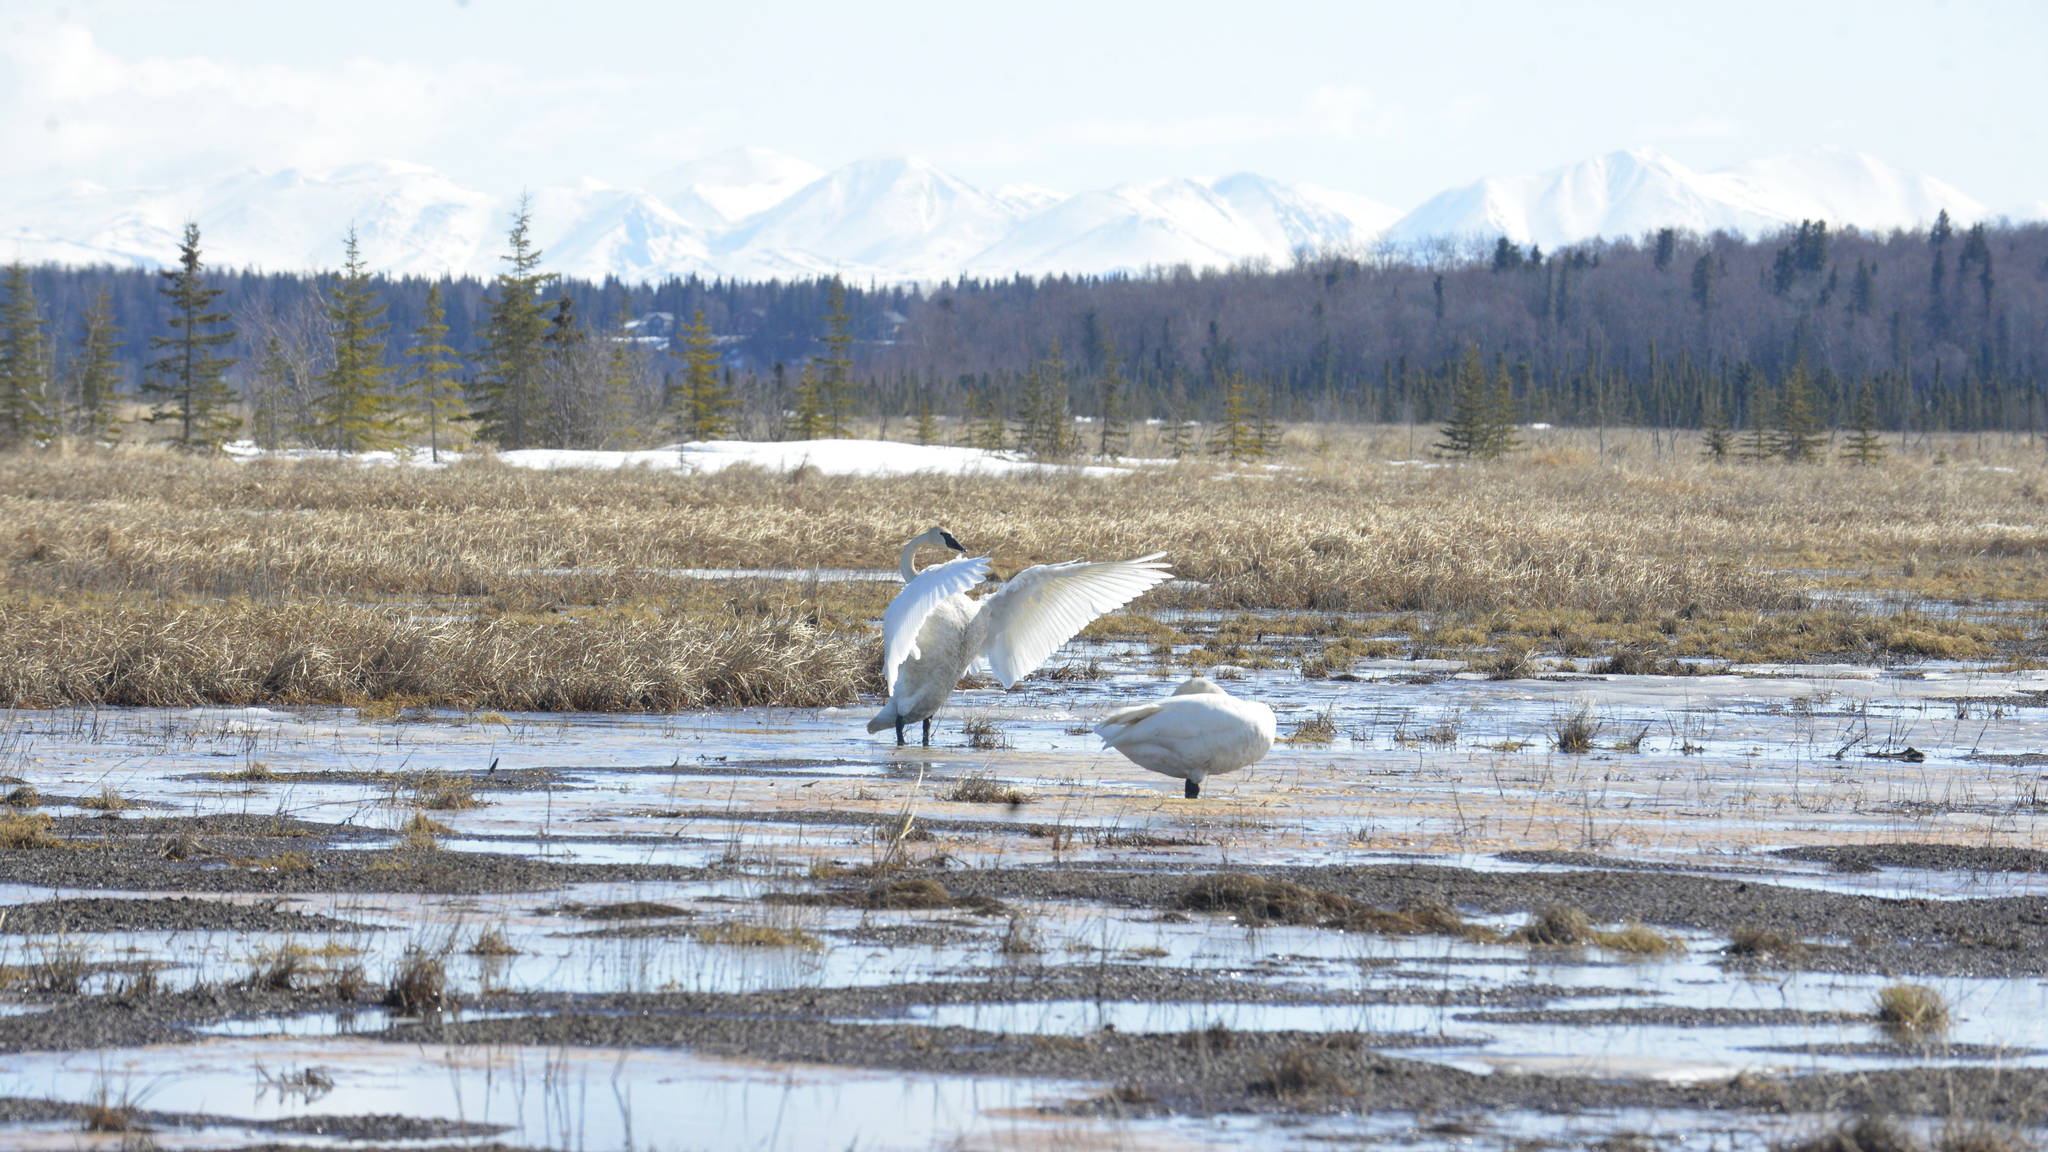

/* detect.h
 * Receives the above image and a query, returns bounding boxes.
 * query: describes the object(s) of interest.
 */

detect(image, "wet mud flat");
[6,663,2048,1148]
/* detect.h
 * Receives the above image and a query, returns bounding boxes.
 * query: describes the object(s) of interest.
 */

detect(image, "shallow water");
[8,651,2048,1147]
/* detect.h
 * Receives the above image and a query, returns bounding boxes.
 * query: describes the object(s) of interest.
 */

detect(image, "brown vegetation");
[0,435,2043,711]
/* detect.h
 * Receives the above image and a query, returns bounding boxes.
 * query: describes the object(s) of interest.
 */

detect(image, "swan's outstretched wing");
[979,552,1172,687]
[880,555,991,692]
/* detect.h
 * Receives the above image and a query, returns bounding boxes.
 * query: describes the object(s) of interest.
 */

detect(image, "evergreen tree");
[1653,228,1677,272]
[1097,337,1129,459]
[248,337,293,450]
[1841,378,1886,465]
[1211,371,1266,462]
[314,227,401,453]
[912,384,939,446]
[1163,369,1195,459]
[791,361,827,440]
[1016,343,1074,459]
[674,309,736,442]
[1434,344,1495,459]
[68,288,123,443]
[471,197,555,450]
[966,381,1008,450]
[403,282,465,463]
[1774,361,1824,462]
[1850,259,1877,316]
[819,280,855,437]
[1700,386,1732,461]
[0,262,56,447]
[1486,357,1521,457]
[1690,254,1715,312]
[144,223,240,451]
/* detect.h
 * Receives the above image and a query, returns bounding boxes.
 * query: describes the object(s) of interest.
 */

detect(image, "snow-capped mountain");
[711,156,1028,282]
[1383,146,1989,253]
[0,145,2026,283]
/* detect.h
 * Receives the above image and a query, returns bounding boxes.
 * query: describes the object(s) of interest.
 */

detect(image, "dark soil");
[1778,843,2048,873]
[0,896,373,936]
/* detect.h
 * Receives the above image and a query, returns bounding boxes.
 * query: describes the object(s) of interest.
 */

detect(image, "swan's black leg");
[921,718,932,746]
[895,720,906,746]
[1184,778,1200,799]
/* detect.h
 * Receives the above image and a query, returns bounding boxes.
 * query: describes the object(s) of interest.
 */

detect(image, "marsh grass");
[73,785,131,813]
[960,715,1010,750]
[4,442,2046,707]
[0,811,64,850]
[1554,706,1602,753]
[409,773,481,811]
[1284,706,1338,745]
[466,928,518,956]
[3,785,38,808]
[383,945,451,1015]
[397,812,446,852]
[692,920,824,950]
[1875,982,1951,1039]
[1511,906,1683,956]
[1177,874,1493,940]
[1727,926,1808,961]
[943,772,1031,805]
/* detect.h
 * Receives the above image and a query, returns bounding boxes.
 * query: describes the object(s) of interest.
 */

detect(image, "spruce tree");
[791,361,827,440]
[674,308,736,442]
[0,263,56,447]
[1434,344,1493,459]
[912,384,939,446]
[471,197,555,450]
[315,227,401,453]
[403,282,465,463]
[819,280,854,437]
[1097,337,1130,459]
[1486,357,1521,457]
[69,287,123,443]
[1774,361,1824,463]
[1841,379,1886,465]
[1699,387,1732,461]
[144,223,240,451]
[1211,371,1265,462]
[966,382,1007,451]
[248,337,292,449]
[1163,369,1195,459]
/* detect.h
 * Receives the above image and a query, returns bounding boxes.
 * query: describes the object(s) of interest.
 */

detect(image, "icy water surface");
[6,650,2048,1148]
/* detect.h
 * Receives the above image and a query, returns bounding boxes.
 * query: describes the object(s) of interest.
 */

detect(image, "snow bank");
[224,438,1147,479]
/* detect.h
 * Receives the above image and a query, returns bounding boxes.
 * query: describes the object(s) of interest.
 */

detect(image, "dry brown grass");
[1876,982,1951,1039]
[0,811,64,850]
[692,920,824,950]
[943,771,1031,805]
[2,433,2043,710]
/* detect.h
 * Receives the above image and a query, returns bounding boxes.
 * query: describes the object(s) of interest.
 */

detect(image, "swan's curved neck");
[899,534,926,581]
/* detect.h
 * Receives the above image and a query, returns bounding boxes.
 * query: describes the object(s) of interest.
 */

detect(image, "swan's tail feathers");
[1094,702,1162,746]
[866,703,900,734]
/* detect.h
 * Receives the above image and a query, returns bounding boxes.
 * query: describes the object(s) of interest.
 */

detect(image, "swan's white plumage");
[979,552,1171,688]
[881,554,990,692]
[1096,676,1275,797]
[867,532,1172,741]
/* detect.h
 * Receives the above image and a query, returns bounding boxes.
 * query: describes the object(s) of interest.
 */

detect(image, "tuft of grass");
[383,945,451,1016]
[1284,706,1339,745]
[960,714,1010,750]
[1592,921,1686,957]
[1514,904,1595,946]
[1726,925,1808,961]
[863,877,956,910]
[3,785,39,808]
[571,900,691,920]
[0,811,65,850]
[1875,982,1950,1040]
[397,811,447,852]
[233,851,315,873]
[692,920,823,950]
[224,761,282,781]
[466,928,519,956]
[73,785,132,813]
[1249,1047,1342,1098]
[410,772,482,811]
[943,772,1031,805]
[158,829,204,861]
[1778,1116,1923,1152]
[1553,705,1601,753]
[998,915,1043,956]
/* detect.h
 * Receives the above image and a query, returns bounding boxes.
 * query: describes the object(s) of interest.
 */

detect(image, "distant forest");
[6,214,2047,450]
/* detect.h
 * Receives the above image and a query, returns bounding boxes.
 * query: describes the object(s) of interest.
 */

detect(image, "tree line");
[3,207,2045,458]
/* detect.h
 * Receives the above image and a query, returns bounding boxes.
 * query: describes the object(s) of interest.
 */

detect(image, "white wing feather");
[978,552,1172,687]
[880,555,991,693]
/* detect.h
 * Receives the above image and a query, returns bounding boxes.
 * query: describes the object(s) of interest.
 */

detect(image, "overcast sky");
[4,0,2042,211]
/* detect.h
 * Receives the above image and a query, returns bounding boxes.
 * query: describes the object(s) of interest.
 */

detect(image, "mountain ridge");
[0,146,2018,283]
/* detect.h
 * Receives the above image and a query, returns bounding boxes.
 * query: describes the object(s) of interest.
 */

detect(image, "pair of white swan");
[869,527,1274,798]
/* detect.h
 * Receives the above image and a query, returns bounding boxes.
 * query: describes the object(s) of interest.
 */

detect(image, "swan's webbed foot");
[921,718,932,747]
[1184,778,1200,799]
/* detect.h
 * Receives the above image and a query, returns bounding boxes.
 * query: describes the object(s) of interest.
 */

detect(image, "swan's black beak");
[939,530,966,552]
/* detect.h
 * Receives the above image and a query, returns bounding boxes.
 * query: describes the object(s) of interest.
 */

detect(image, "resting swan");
[867,526,1174,745]
[1095,676,1275,798]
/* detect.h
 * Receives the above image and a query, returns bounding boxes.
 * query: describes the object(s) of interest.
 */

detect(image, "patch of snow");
[222,439,1150,479]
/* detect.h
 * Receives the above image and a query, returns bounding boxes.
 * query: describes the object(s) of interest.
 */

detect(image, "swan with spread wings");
[867,527,1173,746]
